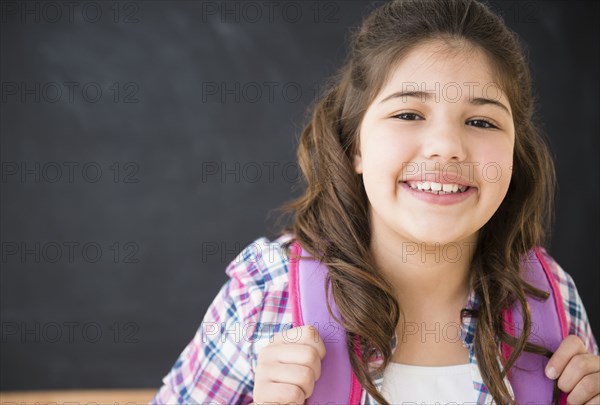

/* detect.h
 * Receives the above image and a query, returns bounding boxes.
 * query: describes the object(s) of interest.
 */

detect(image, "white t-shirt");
[381,362,483,404]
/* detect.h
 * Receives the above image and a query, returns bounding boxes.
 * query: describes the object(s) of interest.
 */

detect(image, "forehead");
[376,40,506,102]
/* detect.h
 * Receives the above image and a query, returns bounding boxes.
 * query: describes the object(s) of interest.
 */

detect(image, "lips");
[400,174,477,189]
[399,181,476,206]
[403,181,470,194]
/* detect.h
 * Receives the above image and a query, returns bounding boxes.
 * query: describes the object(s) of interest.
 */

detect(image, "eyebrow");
[378,90,511,116]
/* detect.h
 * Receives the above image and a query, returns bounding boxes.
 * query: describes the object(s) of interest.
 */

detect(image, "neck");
[370,226,477,322]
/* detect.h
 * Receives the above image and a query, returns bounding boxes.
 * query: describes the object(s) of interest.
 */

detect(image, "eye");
[467,119,498,129]
[392,112,424,120]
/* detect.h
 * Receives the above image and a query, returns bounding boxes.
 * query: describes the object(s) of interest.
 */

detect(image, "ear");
[353,153,363,174]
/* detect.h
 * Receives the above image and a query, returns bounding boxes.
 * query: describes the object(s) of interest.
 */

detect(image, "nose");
[420,116,467,163]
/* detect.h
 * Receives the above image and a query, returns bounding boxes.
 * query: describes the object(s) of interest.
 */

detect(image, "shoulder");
[224,232,295,290]
[150,233,297,405]
[533,246,579,312]
[533,247,599,354]
[222,233,297,362]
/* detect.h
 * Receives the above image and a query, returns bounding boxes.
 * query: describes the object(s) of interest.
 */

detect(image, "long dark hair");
[271,1,558,403]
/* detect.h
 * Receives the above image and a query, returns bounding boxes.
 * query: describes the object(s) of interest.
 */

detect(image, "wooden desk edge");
[0,389,157,404]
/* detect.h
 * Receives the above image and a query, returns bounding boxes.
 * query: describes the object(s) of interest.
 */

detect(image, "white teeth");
[442,183,457,192]
[406,181,469,194]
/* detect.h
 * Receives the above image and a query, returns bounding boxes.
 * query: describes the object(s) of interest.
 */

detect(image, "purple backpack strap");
[289,241,362,405]
[501,247,569,404]
[289,242,569,404]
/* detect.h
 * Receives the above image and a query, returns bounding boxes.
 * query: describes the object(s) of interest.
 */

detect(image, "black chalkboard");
[1,0,598,390]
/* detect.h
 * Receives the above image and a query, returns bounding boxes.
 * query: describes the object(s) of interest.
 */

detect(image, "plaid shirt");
[150,233,599,405]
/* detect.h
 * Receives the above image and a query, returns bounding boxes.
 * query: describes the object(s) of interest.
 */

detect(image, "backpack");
[288,240,569,405]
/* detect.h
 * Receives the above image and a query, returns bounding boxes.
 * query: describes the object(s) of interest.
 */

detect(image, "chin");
[402,225,466,246]
[400,229,472,249]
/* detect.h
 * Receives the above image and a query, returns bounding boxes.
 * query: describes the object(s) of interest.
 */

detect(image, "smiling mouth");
[400,181,474,195]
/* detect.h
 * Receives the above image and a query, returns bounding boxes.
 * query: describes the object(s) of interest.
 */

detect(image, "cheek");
[362,131,415,168]
[362,136,415,185]
[475,141,514,197]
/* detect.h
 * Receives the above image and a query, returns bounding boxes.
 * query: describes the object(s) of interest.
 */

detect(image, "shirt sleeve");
[540,249,600,356]
[150,267,259,405]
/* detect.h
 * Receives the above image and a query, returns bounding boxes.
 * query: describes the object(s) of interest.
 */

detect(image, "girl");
[151,0,599,404]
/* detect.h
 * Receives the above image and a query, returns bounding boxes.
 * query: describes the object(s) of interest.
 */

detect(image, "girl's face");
[354,40,515,246]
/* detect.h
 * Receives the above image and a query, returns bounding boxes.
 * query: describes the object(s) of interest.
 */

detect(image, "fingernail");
[545,366,557,379]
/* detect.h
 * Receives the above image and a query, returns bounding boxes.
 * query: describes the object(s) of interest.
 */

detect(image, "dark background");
[1,0,598,391]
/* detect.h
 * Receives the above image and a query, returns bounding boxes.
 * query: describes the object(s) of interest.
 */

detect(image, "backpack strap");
[289,240,362,404]
[290,241,569,404]
[501,247,569,404]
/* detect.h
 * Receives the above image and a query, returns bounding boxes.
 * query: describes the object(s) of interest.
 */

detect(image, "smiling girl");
[151,1,599,404]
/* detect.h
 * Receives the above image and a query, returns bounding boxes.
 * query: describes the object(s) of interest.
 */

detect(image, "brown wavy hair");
[270,0,559,403]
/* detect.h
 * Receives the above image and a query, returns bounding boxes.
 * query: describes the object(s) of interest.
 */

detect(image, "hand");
[545,334,600,404]
[252,325,326,405]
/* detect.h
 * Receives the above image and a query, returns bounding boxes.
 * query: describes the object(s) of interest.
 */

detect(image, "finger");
[272,325,327,360]
[258,362,317,399]
[302,325,327,360]
[566,372,600,405]
[557,354,600,393]
[547,335,588,380]
[260,341,323,381]
[254,381,306,405]
[584,393,599,405]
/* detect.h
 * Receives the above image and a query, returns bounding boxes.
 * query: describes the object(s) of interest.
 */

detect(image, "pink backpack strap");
[288,240,362,404]
[501,247,569,404]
